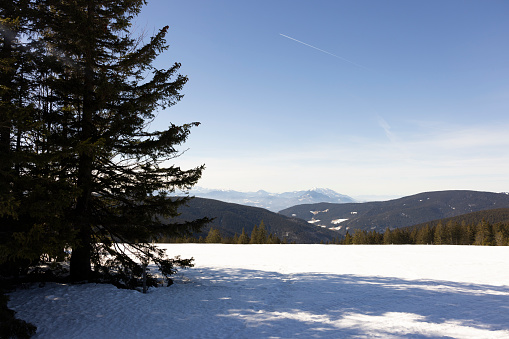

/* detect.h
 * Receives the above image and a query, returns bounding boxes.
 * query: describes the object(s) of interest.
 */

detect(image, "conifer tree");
[257,221,268,244]
[416,224,432,244]
[1,0,73,274]
[494,230,506,246]
[462,222,475,245]
[249,224,259,244]
[474,220,493,246]
[238,228,250,244]
[205,228,221,243]
[1,1,30,270]
[352,229,366,244]
[267,233,280,244]
[383,227,392,244]
[1,0,209,287]
[434,222,444,245]
[343,231,353,244]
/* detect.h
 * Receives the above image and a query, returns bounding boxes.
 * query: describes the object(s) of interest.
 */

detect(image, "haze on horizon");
[139,0,509,197]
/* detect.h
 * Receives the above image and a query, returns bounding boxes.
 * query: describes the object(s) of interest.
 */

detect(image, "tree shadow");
[178,266,509,338]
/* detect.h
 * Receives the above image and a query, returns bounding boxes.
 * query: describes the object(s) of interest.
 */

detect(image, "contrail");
[280,33,368,70]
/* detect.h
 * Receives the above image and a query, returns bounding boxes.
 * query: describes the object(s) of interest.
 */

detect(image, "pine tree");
[449,221,462,245]
[416,224,432,244]
[383,227,392,244]
[369,230,382,244]
[352,229,366,244]
[267,233,281,244]
[343,231,353,244]
[238,228,250,244]
[257,221,268,244]
[1,0,209,287]
[1,1,30,271]
[249,224,259,244]
[1,0,73,275]
[494,230,506,246]
[463,222,475,245]
[434,222,444,245]
[205,228,221,243]
[474,220,493,246]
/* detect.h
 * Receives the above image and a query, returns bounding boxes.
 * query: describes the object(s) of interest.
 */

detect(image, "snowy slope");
[8,245,509,338]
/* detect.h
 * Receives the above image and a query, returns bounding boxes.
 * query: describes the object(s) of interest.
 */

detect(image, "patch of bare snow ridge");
[8,244,509,338]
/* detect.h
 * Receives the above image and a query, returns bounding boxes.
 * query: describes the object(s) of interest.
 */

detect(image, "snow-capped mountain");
[186,187,356,212]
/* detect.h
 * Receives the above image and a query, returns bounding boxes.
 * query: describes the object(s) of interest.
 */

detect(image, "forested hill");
[278,190,509,235]
[167,197,338,243]
[406,207,509,231]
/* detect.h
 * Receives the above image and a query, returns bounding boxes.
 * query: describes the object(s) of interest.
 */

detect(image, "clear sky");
[136,0,509,198]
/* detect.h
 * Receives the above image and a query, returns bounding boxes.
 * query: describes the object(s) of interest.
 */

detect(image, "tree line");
[328,220,509,245]
[163,221,292,244]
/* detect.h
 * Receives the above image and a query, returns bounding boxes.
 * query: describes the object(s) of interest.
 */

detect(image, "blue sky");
[137,0,509,198]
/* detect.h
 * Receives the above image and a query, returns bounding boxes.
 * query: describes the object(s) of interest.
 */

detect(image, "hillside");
[168,197,338,243]
[406,207,509,231]
[278,190,509,235]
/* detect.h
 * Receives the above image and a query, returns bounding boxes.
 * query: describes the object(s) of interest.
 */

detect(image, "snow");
[8,244,509,338]
[331,218,348,224]
[310,209,329,215]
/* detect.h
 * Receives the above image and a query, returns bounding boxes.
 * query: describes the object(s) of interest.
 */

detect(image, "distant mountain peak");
[186,187,357,212]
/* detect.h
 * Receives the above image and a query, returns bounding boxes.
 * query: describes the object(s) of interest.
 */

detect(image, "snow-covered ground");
[8,244,509,338]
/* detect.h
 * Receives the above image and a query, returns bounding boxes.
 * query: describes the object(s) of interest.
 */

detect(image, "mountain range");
[187,187,356,212]
[169,189,509,243]
[279,190,509,235]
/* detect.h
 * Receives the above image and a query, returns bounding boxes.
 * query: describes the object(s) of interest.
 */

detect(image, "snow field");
[8,244,509,338]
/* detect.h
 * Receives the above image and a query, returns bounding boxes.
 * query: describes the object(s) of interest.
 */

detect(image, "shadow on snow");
[170,266,509,338]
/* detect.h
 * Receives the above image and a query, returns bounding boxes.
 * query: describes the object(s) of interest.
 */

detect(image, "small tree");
[383,228,392,244]
[238,228,250,244]
[343,231,353,244]
[249,224,259,244]
[267,233,281,244]
[352,230,367,244]
[434,222,445,245]
[257,221,268,244]
[416,225,432,244]
[205,228,222,243]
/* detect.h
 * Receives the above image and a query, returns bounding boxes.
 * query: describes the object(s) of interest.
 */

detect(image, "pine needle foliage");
[0,0,209,289]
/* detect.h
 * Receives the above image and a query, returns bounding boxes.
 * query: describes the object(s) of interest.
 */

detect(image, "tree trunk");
[69,228,92,281]
[69,1,96,282]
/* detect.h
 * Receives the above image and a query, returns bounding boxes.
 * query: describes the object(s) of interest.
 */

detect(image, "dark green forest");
[332,207,509,245]
[163,221,290,244]
[166,219,509,246]
[167,209,509,246]
[334,220,509,245]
